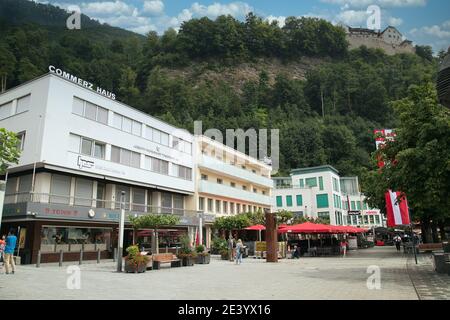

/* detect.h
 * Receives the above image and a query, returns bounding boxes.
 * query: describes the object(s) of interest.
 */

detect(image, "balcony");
[198,180,272,206]
[198,155,273,188]
[3,192,207,225]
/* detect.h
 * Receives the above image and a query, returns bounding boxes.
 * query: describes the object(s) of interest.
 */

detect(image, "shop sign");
[348,211,361,216]
[49,65,116,100]
[365,210,379,215]
[77,156,94,169]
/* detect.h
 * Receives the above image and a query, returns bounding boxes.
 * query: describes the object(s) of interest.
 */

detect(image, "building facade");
[345,26,415,56]
[272,166,385,228]
[0,72,272,264]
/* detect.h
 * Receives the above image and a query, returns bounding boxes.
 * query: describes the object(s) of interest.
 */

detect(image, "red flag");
[385,190,410,227]
[375,130,411,227]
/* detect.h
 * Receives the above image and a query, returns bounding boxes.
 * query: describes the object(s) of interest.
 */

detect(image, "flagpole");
[408,209,418,265]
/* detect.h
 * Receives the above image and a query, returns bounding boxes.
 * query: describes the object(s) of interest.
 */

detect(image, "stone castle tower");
[344,25,415,56]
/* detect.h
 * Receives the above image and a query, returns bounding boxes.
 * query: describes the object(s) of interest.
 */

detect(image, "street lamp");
[117,191,125,272]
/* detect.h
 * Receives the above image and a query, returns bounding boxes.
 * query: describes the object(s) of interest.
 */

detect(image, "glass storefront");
[40,226,111,253]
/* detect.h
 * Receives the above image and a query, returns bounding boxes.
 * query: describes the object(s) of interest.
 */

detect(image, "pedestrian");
[340,238,348,258]
[0,235,5,272]
[393,234,402,252]
[235,239,243,265]
[227,235,234,262]
[4,229,17,274]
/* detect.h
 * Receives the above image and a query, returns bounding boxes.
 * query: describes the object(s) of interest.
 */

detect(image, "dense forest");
[0,0,441,177]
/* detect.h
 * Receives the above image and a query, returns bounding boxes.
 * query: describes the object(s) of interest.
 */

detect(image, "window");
[73,97,108,125]
[122,117,132,133]
[74,178,93,207]
[201,174,208,181]
[262,191,266,195]
[316,194,329,209]
[113,113,122,129]
[217,179,223,185]
[253,188,257,193]
[305,177,317,187]
[230,203,235,214]
[81,138,93,156]
[242,204,247,212]
[111,146,121,163]
[286,195,293,207]
[16,95,30,113]
[132,120,141,136]
[50,174,71,204]
[375,215,380,225]
[369,216,375,224]
[0,101,13,120]
[296,195,303,206]
[96,183,106,208]
[161,132,169,146]
[173,195,184,214]
[236,204,241,214]
[145,156,169,175]
[363,202,368,210]
[299,179,304,188]
[318,212,330,220]
[131,152,141,168]
[364,216,369,224]
[207,199,213,212]
[172,137,180,149]
[120,149,131,166]
[356,201,361,210]
[230,182,236,188]
[216,200,221,213]
[223,201,228,214]
[198,197,204,211]
[72,97,84,116]
[318,177,324,190]
[351,201,356,210]
[351,215,357,226]
[172,164,192,180]
[94,142,105,159]
[242,186,247,191]
[153,129,161,144]
[16,132,25,151]
[132,188,146,212]
[276,196,283,207]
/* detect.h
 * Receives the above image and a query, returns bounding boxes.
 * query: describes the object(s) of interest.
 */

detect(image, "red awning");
[278,222,333,234]
[245,225,266,231]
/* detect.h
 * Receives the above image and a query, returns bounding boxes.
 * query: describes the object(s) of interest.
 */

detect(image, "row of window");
[0,94,30,120]
[5,173,185,212]
[200,174,266,194]
[276,195,303,207]
[198,197,263,215]
[72,97,192,154]
[342,200,369,211]
[347,215,381,225]
[69,134,192,181]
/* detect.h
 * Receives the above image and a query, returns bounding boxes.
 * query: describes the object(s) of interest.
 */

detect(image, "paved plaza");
[0,247,448,300]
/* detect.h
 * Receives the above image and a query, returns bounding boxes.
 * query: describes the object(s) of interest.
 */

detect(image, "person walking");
[393,234,402,252]
[0,235,6,272]
[4,229,17,274]
[235,239,243,265]
[227,235,234,262]
[340,238,348,258]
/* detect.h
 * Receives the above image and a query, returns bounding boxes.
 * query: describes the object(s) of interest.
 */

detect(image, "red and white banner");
[375,129,410,226]
[385,190,410,227]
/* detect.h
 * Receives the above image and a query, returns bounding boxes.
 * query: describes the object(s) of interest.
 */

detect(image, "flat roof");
[290,165,339,176]
[0,72,192,137]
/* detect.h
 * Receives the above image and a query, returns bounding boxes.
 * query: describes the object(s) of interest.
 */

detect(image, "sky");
[30,0,450,53]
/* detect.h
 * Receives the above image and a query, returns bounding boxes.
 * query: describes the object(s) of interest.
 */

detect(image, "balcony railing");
[4,192,200,217]
[198,180,272,205]
[274,185,310,190]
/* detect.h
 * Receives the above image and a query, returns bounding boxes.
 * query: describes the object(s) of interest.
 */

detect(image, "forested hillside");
[0,0,438,176]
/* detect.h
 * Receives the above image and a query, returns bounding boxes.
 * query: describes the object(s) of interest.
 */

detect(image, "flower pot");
[125,260,147,273]
[196,254,211,264]
[181,256,195,266]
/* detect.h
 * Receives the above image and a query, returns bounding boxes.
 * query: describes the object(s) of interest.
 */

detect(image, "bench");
[416,243,443,254]
[432,253,450,274]
[152,253,181,270]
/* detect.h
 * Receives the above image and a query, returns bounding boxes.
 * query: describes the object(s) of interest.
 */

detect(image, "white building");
[272,166,385,228]
[0,71,272,264]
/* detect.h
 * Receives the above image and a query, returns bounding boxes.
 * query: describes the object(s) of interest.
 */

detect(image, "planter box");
[125,260,147,273]
[196,254,211,264]
[181,256,196,267]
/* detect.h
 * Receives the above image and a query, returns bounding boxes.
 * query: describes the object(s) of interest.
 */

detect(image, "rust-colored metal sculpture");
[265,211,278,263]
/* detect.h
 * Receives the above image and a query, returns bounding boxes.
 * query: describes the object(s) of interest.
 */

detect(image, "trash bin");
[432,253,447,273]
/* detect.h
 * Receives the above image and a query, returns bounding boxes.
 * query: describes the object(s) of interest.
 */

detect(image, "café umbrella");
[245,225,266,241]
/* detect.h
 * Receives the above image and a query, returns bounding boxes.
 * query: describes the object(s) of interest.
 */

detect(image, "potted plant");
[220,249,229,260]
[124,245,149,273]
[177,235,197,267]
[195,245,211,264]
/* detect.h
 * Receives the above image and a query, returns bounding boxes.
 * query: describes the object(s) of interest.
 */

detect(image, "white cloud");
[142,0,164,16]
[387,16,403,27]
[81,1,135,17]
[336,10,368,26]
[266,15,286,27]
[409,20,450,53]
[322,0,427,8]
[188,2,253,20]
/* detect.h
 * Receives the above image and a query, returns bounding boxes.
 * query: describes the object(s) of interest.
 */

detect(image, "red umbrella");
[245,225,266,231]
[278,222,333,234]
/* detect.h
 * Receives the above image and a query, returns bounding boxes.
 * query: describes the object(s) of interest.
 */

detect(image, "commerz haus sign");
[49,65,116,100]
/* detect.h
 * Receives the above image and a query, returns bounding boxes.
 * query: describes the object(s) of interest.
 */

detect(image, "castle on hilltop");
[344,26,415,56]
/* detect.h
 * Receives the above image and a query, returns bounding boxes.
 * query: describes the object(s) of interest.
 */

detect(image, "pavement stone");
[0,246,443,300]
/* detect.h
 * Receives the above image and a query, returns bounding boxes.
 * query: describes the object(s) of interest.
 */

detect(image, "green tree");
[0,128,21,174]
